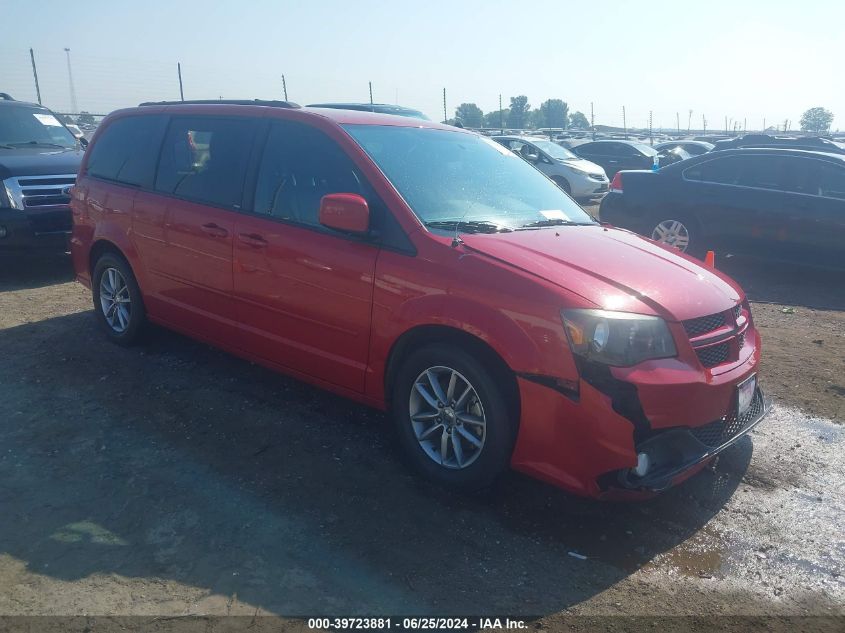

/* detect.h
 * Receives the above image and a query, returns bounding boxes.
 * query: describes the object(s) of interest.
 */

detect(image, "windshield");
[0,105,78,149]
[530,139,578,160]
[344,125,595,230]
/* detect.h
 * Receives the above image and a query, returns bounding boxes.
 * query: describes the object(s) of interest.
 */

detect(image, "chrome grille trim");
[2,174,77,210]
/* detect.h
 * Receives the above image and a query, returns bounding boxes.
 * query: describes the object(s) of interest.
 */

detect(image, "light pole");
[64,48,78,114]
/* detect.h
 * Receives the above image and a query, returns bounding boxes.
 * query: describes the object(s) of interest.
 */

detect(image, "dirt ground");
[0,253,843,631]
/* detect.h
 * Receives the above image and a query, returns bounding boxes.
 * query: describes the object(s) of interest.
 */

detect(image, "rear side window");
[737,156,813,194]
[155,117,257,209]
[684,156,745,185]
[86,115,167,186]
[814,163,845,199]
[253,120,363,227]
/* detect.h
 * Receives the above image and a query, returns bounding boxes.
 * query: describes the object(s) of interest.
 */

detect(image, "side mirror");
[78,137,89,148]
[319,193,370,235]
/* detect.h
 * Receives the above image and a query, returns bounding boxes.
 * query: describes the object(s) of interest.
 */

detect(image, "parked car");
[71,100,767,498]
[600,148,845,268]
[656,145,693,167]
[493,135,609,198]
[711,134,845,155]
[0,93,85,256]
[306,102,429,120]
[571,140,659,177]
[655,140,714,156]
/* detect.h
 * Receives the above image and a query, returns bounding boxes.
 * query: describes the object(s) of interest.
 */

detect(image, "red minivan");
[70,101,767,498]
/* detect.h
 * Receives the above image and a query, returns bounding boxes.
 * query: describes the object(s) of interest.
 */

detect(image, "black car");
[572,140,659,177]
[600,148,845,268]
[712,134,845,155]
[0,94,85,256]
[306,102,429,120]
[655,140,714,156]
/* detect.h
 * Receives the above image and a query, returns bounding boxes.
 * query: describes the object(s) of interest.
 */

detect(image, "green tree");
[507,95,531,129]
[454,103,484,128]
[569,111,590,129]
[77,111,96,126]
[484,109,509,129]
[528,110,545,129]
[538,99,569,129]
[799,107,834,133]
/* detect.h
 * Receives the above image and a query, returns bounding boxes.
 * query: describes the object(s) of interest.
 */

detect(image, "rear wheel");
[649,215,704,258]
[92,253,146,345]
[391,344,517,490]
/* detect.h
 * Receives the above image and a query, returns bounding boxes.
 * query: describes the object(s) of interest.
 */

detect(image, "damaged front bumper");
[616,387,770,492]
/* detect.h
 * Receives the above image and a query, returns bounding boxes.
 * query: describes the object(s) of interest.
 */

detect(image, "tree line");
[452,96,589,130]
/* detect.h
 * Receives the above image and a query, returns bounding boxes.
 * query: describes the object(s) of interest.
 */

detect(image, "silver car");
[493,136,609,199]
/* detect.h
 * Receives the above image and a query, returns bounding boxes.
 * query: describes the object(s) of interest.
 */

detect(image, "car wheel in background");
[649,216,704,258]
[391,344,517,491]
[92,252,146,345]
[552,176,572,195]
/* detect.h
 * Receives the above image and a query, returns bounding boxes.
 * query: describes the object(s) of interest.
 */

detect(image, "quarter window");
[154,117,256,208]
[87,115,168,186]
[684,157,745,185]
[253,121,363,227]
[815,163,845,199]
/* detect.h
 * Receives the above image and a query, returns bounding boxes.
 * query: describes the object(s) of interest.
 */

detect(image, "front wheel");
[391,344,517,490]
[92,252,146,345]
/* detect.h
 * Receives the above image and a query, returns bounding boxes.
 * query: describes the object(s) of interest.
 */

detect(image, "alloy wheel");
[99,267,131,333]
[651,219,690,252]
[409,366,487,469]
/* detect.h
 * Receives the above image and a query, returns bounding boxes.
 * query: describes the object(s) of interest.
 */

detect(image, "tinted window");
[684,156,745,185]
[253,121,363,227]
[737,156,812,194]
[87,115,167,186]
[815,162,845,199]
[0,105,77,148]
[155,117,256,208]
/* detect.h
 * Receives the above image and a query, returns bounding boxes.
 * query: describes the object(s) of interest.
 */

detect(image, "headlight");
[562,309,677,367]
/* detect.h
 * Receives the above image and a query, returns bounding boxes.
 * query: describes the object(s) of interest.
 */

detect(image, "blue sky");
[2,0,842,130]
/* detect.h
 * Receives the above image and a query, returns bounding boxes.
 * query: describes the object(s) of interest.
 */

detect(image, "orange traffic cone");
[704,250,715,268]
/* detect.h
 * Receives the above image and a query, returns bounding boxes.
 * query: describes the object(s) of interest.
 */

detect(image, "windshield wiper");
[0,144,15,149]
[424,220,512,234]
[516,218,594,230]
[10,141,70,149]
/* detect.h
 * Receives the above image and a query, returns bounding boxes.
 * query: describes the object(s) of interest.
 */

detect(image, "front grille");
[733,304,742,320]
[696,342,729,367]
[3,174,76,210]
[690,390,764,448]
[683,312,726,337]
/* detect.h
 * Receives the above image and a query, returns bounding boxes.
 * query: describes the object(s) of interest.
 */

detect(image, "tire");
[552,176,572,195]
[91,252,146,345]
[648,214,705,258]
[390,343,517,490]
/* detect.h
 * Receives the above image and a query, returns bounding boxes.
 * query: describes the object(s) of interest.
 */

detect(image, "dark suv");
[0,94,85,256]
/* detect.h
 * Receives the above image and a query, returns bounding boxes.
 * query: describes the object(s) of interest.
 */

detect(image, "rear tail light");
[610,172,623,192]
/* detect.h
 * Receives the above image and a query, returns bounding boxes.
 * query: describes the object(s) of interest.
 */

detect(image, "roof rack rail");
[0,93,15,101]
[139,99,300,108]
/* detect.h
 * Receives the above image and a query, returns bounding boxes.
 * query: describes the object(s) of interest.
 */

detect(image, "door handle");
[238,232,268,248]
[201,222,229,238]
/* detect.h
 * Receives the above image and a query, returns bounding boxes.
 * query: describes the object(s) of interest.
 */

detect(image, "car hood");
[561,157,606,177]
[460,225,742,321]
[0,146,84,180]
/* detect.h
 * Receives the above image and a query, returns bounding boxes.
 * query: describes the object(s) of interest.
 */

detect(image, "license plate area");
[737,374,757,417]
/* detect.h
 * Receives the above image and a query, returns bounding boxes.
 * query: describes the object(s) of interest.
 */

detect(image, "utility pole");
[743,118,746,133]
[590,102,595,140]
[688,109,693,133]
[725,116,729,134]
[442,88,447,123]
[676,112,680,136]
[702,114,707,135]
[622,105,627,139]
[763,117,766,131]
[29,48,42,104]
[282,75,288,101]
[499,93,503,133]
[649,110,653,146]
[369,81,373,105]
[177,63,184,101]
[63,48,78,114]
